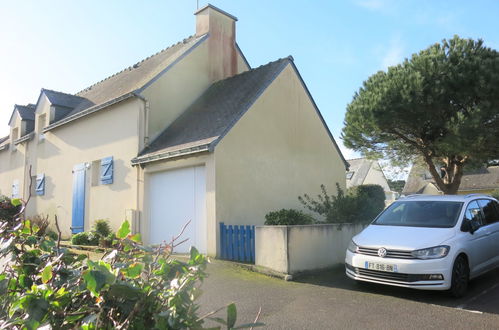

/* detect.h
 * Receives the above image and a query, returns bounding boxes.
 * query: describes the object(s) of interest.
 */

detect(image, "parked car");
[345,194,499,297]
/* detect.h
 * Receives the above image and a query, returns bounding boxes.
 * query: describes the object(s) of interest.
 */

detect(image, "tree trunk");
[422,155,464,195]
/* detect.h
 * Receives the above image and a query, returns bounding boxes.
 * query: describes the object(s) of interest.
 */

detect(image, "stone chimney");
[195,4,238,82]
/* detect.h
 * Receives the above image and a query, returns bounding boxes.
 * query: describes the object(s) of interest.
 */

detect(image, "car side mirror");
[461,219,479,234]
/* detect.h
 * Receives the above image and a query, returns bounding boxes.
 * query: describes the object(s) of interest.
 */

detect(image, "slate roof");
[134,57,292,163]
[402,162,499,194]
[38,34,206,128]
[42,89,93,111]
[0,135,9,144]
[15,104,36,121]
[75,35,204,108]
[346,158,374,188]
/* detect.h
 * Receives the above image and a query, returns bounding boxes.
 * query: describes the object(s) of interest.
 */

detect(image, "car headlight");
[347,240,359,253]
[411,245,450,259]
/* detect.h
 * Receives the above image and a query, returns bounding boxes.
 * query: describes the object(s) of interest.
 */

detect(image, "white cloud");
[381,36,405,69]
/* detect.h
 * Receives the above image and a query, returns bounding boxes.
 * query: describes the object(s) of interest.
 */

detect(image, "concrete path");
[198,260,499,329]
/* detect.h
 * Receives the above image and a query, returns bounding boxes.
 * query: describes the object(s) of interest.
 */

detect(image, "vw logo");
[378,248,387,258]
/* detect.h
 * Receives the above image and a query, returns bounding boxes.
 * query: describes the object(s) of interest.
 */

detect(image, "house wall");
[138,152,217,256]
[142,38,249,143]
[1,98,143,237]
[364,162,391,192]
[0,115,27,200]
[215,63,346,231]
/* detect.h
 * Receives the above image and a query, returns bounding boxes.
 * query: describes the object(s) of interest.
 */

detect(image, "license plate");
[365,261,398,272]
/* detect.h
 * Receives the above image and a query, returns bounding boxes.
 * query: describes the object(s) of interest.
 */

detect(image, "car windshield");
[373,200,463,228]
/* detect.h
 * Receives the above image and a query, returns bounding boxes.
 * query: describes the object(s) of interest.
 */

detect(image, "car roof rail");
[404,194,425,198]
[464,193,491,199]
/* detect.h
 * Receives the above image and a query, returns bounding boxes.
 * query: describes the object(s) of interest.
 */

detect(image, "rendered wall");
[364,162,391,192]
[0,98,143,237]
[255,224,366,275]
[215,63,347,229]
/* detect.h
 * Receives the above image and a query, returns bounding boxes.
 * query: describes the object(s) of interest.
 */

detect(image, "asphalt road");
[198,260,499,329]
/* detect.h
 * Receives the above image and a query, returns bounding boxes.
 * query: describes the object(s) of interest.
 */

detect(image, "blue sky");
[1,0,498,170]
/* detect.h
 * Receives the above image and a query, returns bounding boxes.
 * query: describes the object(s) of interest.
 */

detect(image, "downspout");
[132,92,149,236]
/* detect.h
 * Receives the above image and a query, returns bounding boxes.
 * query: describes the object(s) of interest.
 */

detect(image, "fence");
[219,222,255,263]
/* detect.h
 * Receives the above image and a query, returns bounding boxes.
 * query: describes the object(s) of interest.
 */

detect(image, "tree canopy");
[342,36,499,194]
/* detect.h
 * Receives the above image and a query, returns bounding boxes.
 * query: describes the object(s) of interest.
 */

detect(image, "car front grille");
[345,263,442,284]
[357,246,414,259]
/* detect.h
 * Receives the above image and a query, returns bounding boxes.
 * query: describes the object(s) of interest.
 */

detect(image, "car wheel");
[450,255,469,298]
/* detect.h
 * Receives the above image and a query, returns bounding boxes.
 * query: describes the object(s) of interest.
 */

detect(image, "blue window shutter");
[100,156,113,185]
[35,174,45,195]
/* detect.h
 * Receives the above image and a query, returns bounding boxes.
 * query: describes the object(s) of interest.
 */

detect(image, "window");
[373,201,463,228]
[38,114,46,142]
[12,180,19,199]
[91,157,114,186]
[346,171,354,180]
[35,174,45,196]
[100,157,114,184]
[478,199,499,225]
[463,201,485,227]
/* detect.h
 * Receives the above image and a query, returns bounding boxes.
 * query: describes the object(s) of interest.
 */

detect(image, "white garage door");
[149,165,206,253]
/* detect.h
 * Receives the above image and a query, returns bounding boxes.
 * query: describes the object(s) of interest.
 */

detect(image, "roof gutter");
[131,144,210,166]
[43,92,145,132]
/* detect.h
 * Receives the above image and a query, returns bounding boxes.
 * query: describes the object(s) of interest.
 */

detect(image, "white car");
[345,194,499,297]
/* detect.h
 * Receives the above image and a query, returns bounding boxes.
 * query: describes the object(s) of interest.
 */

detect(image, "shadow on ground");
[295,265,499,315]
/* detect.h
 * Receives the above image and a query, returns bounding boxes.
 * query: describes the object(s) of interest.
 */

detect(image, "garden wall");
[255,223,366,276]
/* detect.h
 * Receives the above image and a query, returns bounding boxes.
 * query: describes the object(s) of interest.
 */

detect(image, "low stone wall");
[255,223,366,276]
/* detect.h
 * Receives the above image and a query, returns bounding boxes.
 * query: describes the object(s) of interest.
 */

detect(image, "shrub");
[92,219,112,238]
[0,199,262,329]
[46,230,58,241]
[0,195,20,222]
[265,209,315,225]
[28,214,50,237]
[71,231,99,246]
[491,189,499,200]
[299,183,386,224]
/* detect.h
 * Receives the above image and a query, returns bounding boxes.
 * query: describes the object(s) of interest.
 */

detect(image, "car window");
[464,201,485,227]
[478,199,499,225]
[373,200,463,228]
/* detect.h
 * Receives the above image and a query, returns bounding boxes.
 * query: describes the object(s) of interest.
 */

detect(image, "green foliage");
[342,36,499,194]
[29,214,50,237]
[46,230,58,241]
[264,209,315,226]
[491,189,499,200]
[0,200,263,329]
[387,180,406,193]
[92,219,111,238]
[299,183,385,224]
[71,232,100,246]
[0,195,20,222]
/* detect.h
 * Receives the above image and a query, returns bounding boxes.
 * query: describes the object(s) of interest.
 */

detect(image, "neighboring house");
[0,5,347,256]
[346,158,397,202]
[402,163,499,195]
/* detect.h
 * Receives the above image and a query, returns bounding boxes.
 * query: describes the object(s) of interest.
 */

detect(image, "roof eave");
[42,92,143,132]
[131,144,211,166]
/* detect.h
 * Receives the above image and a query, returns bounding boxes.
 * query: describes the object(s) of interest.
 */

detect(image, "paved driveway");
[198,260,499,329]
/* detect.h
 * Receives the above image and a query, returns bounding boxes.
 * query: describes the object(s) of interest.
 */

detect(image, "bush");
[299,183,386,224]
[71,231,99,246]
[92,219,111,238]
[28,214,50,237]
[491,189,499,200]
[46,230,58,241]
[0,195,20,222]
[0,199,262,329]
[265,209,315,225]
